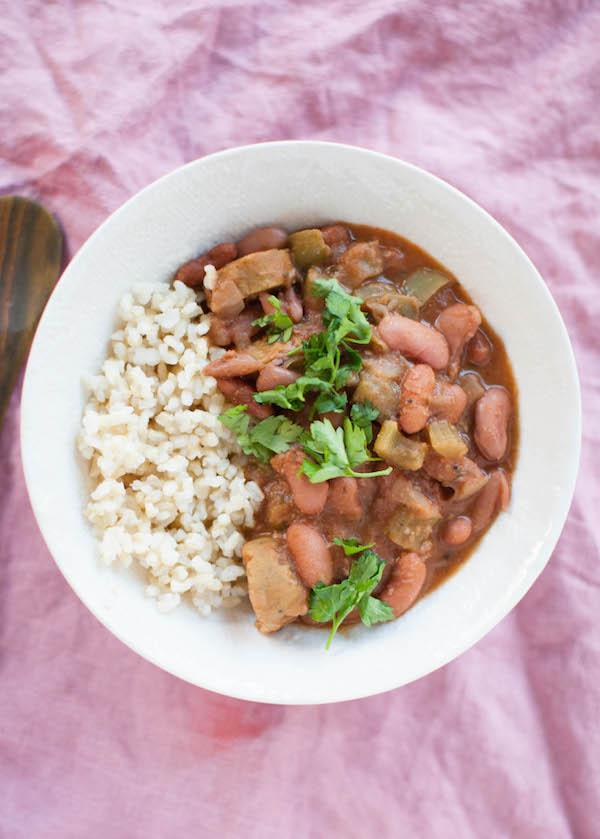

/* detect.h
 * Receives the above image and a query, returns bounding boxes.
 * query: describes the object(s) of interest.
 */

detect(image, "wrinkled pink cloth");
[1,2,599,837]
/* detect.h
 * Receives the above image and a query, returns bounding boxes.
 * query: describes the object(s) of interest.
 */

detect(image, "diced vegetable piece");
[386,509,440,550]
[353,353,408,421]
[427,420,468,458]
[356,282,420,320]
[214,249,297,304]
[423,453,488,500]
[289,229,331,270]
[336,242,383,289]
[374,420,428,470]
[402,269,450,303]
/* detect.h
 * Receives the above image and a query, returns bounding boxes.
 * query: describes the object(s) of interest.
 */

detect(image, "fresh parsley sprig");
[251,296,294,344]
[254,277,371,414]
[299,417,392,483]
[219,405,303,462]
[333,537,376,555]
[308,547,395,648]
[349,399,379,443]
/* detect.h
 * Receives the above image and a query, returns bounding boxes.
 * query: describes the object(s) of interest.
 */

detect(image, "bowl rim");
[20,140,582,704]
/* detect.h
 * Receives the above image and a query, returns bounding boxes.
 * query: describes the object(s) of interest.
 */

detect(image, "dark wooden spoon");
[0,196,62,431]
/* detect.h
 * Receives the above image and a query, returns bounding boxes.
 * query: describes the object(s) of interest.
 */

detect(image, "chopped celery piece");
[289,229,330,270]
[427,420,468,458]
[374,420,428,470]
[386,509,440,550]
[402,269,450,304]
[356,282,419,320]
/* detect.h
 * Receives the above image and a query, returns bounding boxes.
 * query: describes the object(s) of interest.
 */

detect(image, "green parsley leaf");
[218,408,303,462]
[299,418,392,483]
[333,537,376,555]
[358,596,395,628]
[251,296,294,344]
[218,404,250,436]
[313,390,348,415]
[312,276,371,344]
[307,548,394,648]
[254,280,372,414]
[350,399,379,440]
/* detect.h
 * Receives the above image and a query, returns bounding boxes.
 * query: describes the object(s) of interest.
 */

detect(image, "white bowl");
[21,142,581,704]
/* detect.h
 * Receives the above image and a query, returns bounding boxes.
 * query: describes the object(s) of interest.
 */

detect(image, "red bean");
[470,469,511,532]
[281,286,303,323]
[209,317,233,347]
[467,331,492,366]
[256,363,300,392]
[399,363,435,433]
[215,378,272,419]
[237,226,288,257]
[210,278,245,319]
[430,379,468,424]
[321,224,351,248]
[436,304,482,377]
[442,516,473,545]
[379,552,427,618]
[474,387,511,460]
[328,477,363,520]
[259,292,277,315]
[378,314,449,370]
[175,242,238,287]
[271,447,328,516]
[286,522,333,587]
[203,351,264,378]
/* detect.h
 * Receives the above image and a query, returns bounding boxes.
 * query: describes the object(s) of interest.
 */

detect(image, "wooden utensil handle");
[0,197,62,429]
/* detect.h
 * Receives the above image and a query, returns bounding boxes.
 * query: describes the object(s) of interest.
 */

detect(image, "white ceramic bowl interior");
[21,142,581,704]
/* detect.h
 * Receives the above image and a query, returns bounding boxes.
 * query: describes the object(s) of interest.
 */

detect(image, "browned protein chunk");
[215,377,273,419]
[175,242,238,287]
[430,378,468,424]
[474,387,512,461]
[203,351,264,378]
[210,278,245,319]
[469,469,511,533]
[399,363,436,434]
[256,363,300,392]
[246,310,323,366]
[379,552,427,618]
[321,224,351,248]
[378,314,450,371]
[237,226,289,257]
[436,303,482,380]
[381,247,406,275]
[229,303,263,349]
[467,331,492,366]
[271,446,328,516]
[423,452,489,500]
[212,249,298,312]
[285,522,334,587]
[353,352,409,421]
[388,471,441,520]
[242,535,308,633]
[335,242,383,289]
[328,477,363,520]
[442,516,473,546]
[209,316,234,347]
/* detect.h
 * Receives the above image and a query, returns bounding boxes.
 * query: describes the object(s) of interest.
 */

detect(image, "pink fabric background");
[1,2,598,836]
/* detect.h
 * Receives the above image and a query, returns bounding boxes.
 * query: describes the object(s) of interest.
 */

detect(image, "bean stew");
[175,223,518,646]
